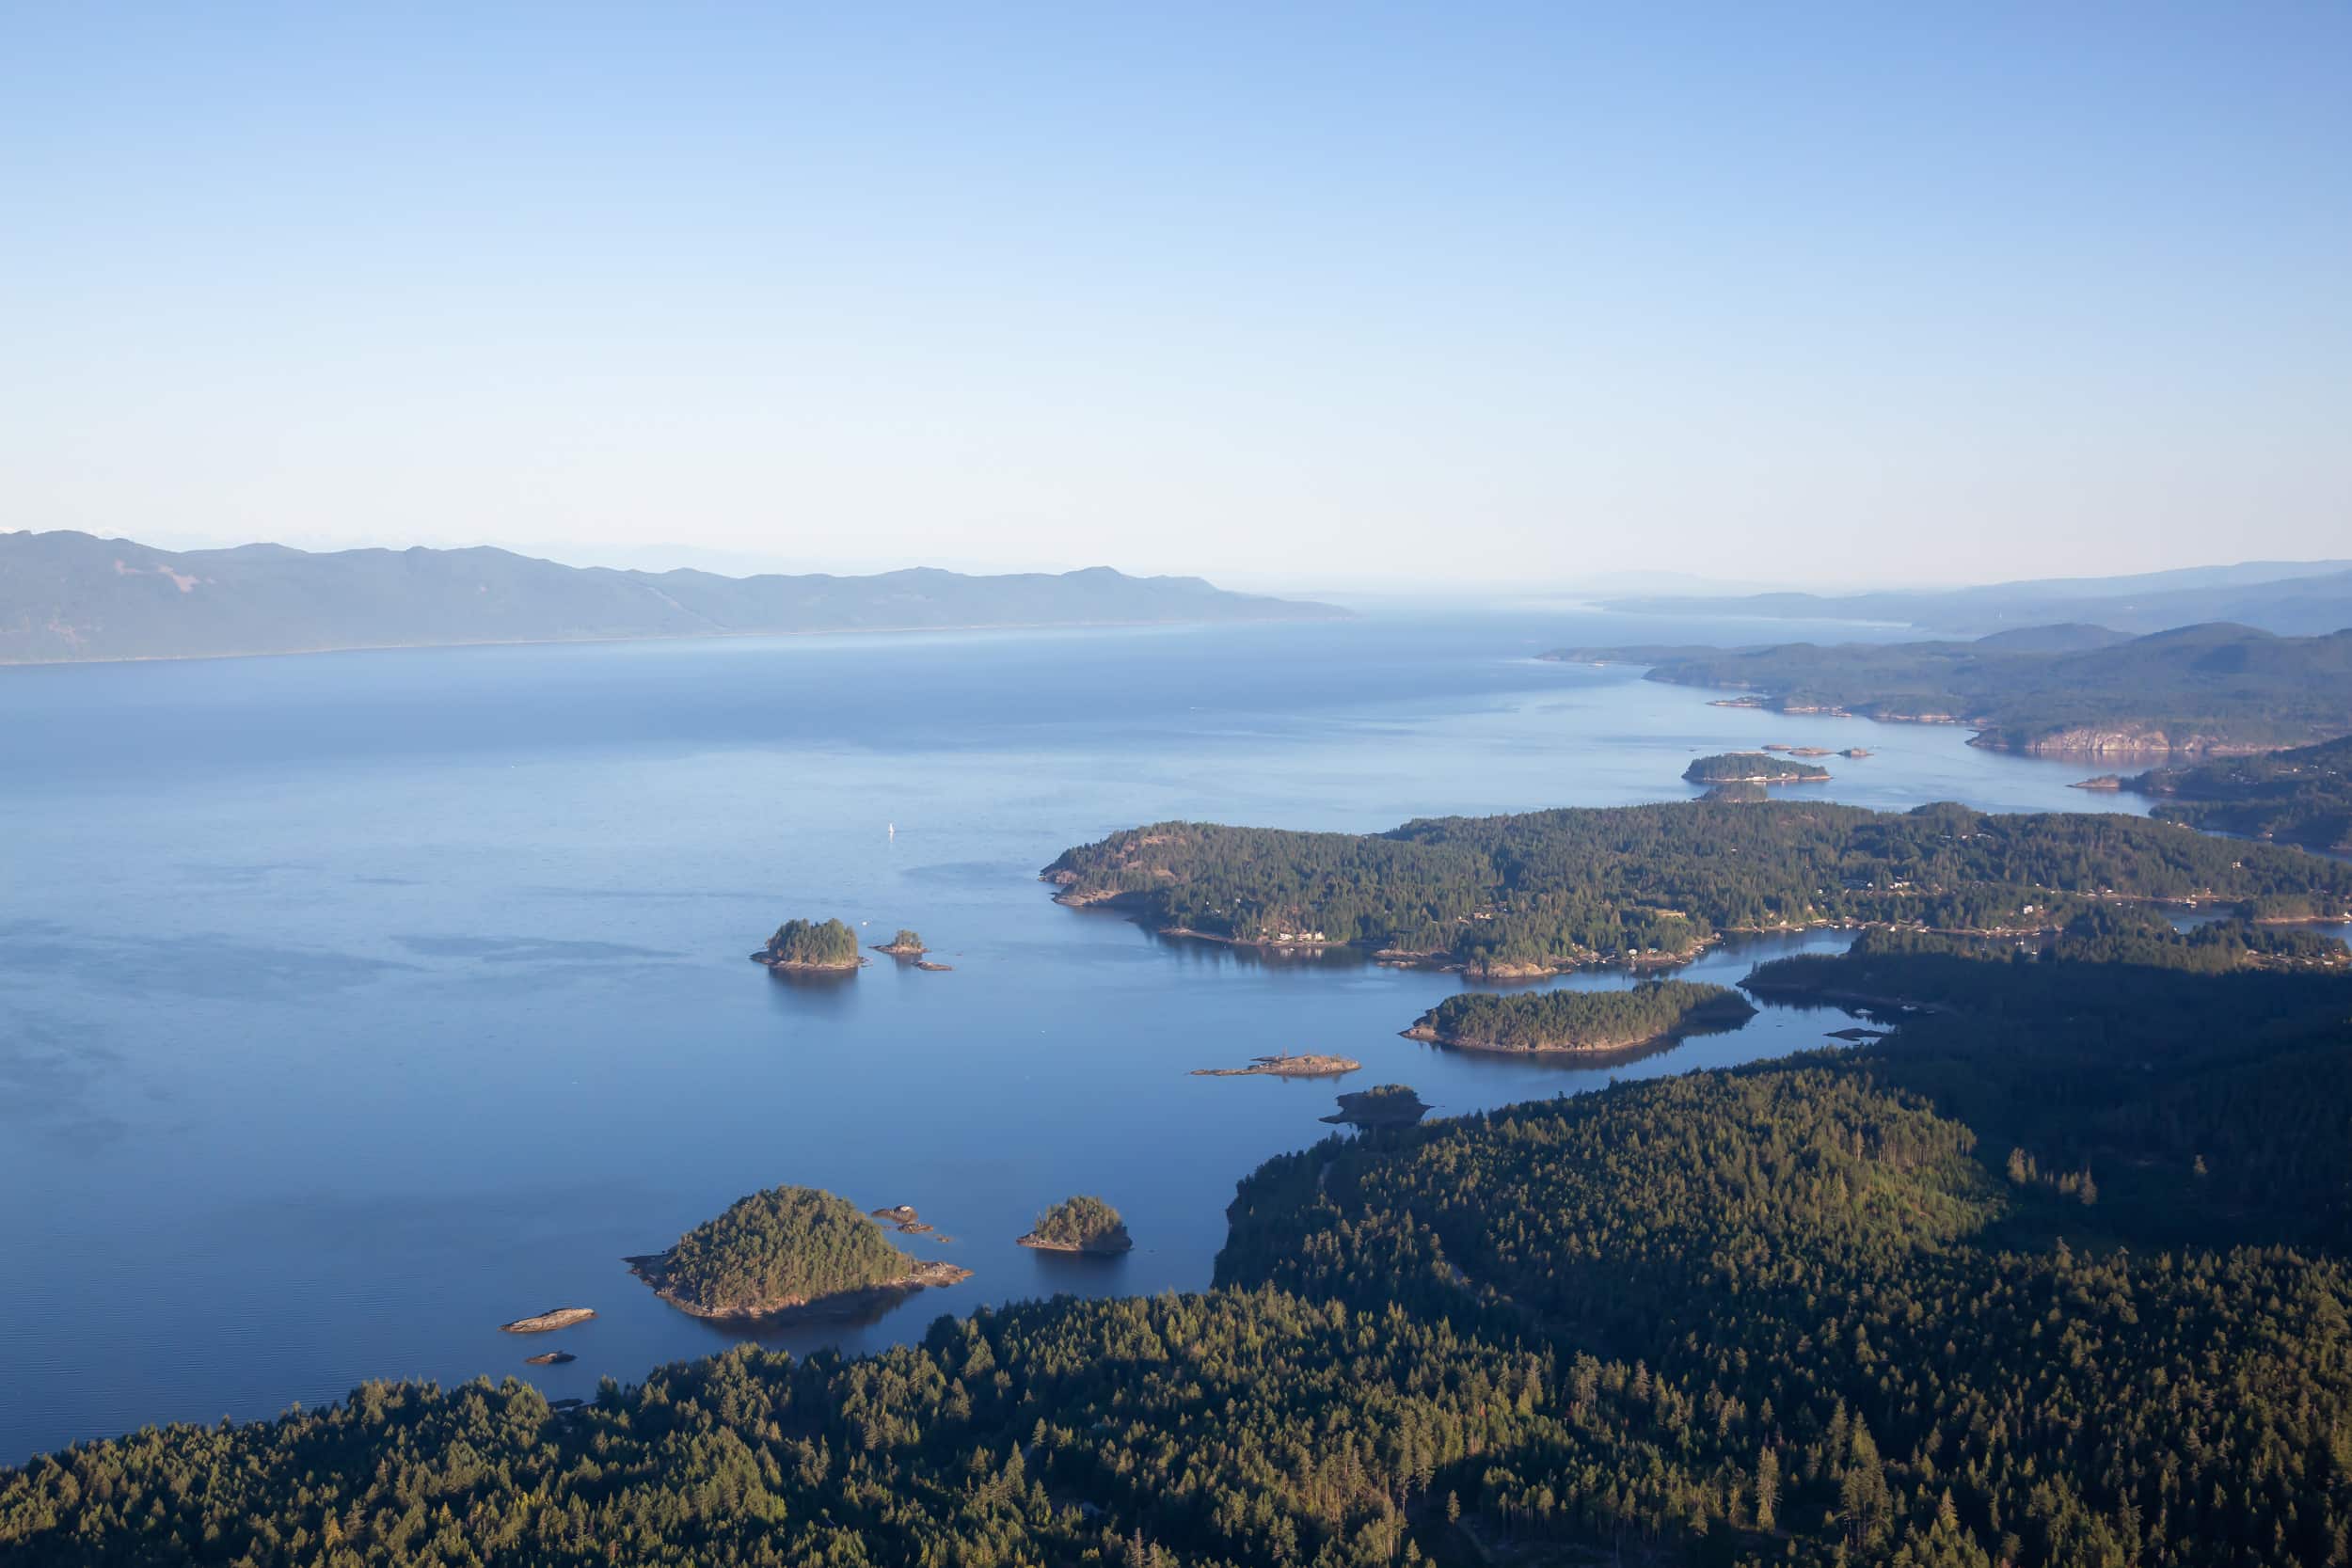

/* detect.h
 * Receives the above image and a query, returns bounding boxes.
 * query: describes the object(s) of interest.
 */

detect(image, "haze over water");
[0,609,2136,1463]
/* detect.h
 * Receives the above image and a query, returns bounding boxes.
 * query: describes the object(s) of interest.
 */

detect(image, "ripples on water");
[0,610,2142,1462]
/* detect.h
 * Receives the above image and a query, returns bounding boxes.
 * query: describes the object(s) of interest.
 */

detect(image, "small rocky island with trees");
[1407,979,1756,1054]
[628,1184,969,1320]
[753,918,866,972]
[1321,1084,1432,1128]
[1683,752,1831,785]
[1017,1196,1133,1255]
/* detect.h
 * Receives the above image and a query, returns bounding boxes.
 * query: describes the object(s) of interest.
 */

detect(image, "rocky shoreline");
[500,1307,596,1334]
[1016,1230,1133,1256]
[750,951,867,972]
[1402,994,1756,1057]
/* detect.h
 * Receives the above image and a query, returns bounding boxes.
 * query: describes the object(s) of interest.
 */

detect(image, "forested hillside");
[1219,954,2352,1565]
[1044,800,2352,971]
[1546,623,2352,754]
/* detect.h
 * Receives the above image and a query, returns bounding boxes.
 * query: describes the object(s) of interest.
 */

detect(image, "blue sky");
[4,3,2346,588]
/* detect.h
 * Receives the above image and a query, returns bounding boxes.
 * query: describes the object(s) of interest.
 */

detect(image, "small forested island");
[2125,734,2352,852]
[1544,622,2352,755]
[1407,979,1756,1054]
[1192,1052,1360,1078]
[753,917,865,972]
[1682,752,1830,784]
[873,928,928,956]
[628,1184,969,1320]
[1044,800,2352,973]
[1017,1196,1133,1255]
[1321,1084,1431,1128]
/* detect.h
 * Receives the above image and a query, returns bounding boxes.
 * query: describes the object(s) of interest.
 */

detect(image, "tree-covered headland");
[2127,733,2352,852]
[1044,800,2352,972]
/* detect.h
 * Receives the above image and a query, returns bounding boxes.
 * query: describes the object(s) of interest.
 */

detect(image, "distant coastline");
[0,530,1352,667]
[0,615,1353,672]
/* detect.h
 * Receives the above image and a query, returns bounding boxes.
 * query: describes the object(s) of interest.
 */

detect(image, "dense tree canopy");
[1683,752,1829,784]
[762,918,862,967]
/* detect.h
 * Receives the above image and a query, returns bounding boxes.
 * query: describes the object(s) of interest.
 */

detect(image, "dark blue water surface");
[0,610,2138,1463]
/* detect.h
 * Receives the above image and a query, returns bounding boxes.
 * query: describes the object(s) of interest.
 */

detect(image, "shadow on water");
[758,965,866,1020]
[1023,1249,1135,1288]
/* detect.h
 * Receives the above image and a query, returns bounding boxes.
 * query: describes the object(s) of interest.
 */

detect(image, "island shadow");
[1023,1247,1134,1289]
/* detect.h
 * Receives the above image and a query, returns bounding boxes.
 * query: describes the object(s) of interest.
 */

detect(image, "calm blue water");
[0,610,2137,1463]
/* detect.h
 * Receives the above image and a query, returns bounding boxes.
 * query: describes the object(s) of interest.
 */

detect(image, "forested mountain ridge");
[1043,800,2352,972]
[0,530,1346,664]
[1546,623,2352,755]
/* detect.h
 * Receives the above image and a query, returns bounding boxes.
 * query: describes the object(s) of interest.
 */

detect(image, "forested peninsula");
[627,1184,968,1321]
[2122,734,2352,852]
[1043,800,2352,974]
[1546,622,2352,756]
[1408,979,1755,1053]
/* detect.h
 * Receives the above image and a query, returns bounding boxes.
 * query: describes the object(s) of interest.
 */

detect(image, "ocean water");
[0,610,2137,1463]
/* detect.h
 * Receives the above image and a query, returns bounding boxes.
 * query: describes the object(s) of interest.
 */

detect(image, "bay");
[0,609,2133,1463]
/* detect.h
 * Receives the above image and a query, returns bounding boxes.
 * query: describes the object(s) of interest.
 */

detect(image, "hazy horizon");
[6,6,2349,587]
[22,521,2352,605]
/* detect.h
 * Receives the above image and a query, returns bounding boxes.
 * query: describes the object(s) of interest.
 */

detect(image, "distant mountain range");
[1547,622,2352,756]
[1599,559,2352,637]
[0,531,1349,664]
